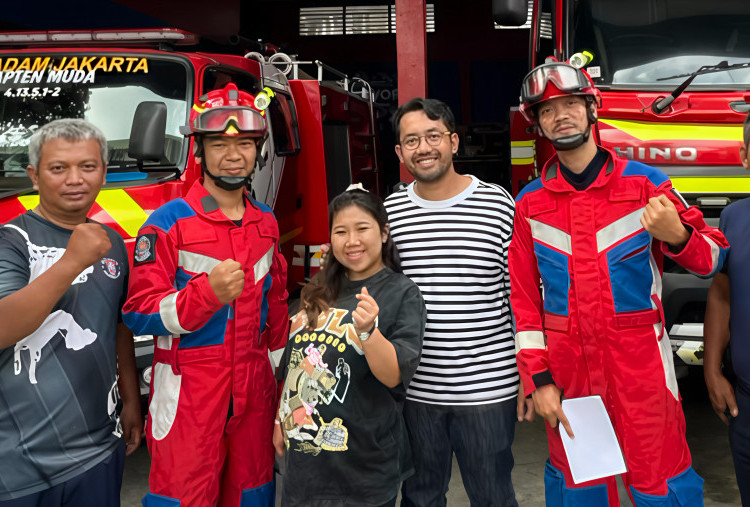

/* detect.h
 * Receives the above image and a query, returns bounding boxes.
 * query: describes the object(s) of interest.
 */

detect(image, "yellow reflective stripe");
[17,195,39,209]
[95,189,149,237]
[18,191,147,237]
[671,176,750,193]
[511,140,535,165]
[600,119,743,142]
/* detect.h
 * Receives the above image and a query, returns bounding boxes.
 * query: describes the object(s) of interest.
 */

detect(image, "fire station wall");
[242,0,529,189]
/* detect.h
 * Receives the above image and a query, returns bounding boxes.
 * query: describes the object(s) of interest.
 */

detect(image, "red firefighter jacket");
[509,148,729,398]
[122,181,289,407]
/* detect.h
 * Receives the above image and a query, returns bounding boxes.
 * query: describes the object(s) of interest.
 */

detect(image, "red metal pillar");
[396,0,428,182]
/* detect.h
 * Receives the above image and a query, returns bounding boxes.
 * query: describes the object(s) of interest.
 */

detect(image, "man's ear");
[588,102,598,124]
[450,132,459,155]
[26,165,39,191]
[741,144,749,171]
[535,124,547,140]
[394,145,405,163]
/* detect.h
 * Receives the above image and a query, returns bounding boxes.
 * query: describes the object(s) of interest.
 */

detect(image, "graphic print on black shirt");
[277,268,425,506]
[280,308,361,455]
[2,221,110,385]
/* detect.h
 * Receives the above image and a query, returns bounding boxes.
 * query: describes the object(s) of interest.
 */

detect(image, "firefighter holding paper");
[509,61,727,506]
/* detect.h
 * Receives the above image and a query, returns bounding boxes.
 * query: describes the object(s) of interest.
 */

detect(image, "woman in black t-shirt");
[274,188,426,507]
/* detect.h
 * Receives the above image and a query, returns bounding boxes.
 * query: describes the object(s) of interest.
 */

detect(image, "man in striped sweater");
[385,97,531,507]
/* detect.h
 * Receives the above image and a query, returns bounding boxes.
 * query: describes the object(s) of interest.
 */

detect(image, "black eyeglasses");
[399,131,452,151]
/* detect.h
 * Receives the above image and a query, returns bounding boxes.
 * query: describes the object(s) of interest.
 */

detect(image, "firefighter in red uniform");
[509,62,728,506]
[123,83,288,507]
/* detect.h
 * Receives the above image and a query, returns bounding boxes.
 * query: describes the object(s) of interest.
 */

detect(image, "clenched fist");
[352,286,379,337]
[640,194,690,248]
[209,259,245,304]
[63,223,111,271]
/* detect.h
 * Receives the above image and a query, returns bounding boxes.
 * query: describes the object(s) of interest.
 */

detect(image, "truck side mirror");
[128,101,167,169]
[493,0,527,26]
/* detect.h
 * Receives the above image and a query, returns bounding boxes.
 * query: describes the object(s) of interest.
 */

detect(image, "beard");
[406,152,452,183]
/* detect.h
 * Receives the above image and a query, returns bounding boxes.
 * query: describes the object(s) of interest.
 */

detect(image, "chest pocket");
[177,227,221,277]
[181,226,218,246]
[528,200,571,318]
[534,242,570,317]
[609,178,645,203]
[606,230,653,313]
[528,198,557,217]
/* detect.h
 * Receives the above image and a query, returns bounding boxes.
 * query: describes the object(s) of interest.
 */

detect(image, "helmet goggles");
[191,106,266,135]
[521,63,591,104]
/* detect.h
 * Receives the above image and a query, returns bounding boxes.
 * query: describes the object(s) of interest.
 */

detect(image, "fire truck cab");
[496,0,750,372]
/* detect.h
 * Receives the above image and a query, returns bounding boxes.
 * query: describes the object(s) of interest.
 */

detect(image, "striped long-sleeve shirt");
[384,176,518,405]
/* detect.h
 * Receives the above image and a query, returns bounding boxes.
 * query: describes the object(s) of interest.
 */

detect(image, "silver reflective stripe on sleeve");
[515,330,545,354]
[700,236,721,275]
[681,235,722,277]
[254,246,274,285]
[159,292,190,335]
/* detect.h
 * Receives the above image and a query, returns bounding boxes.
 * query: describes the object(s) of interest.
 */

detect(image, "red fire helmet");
[180,83,267,137]
[519,62,601,123]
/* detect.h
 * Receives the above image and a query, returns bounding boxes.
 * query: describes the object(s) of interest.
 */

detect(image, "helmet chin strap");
[203,169,250,191]
[550,125,591,151]
[546,106,597,151]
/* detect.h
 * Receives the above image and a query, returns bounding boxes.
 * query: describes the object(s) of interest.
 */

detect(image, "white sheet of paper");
[560,395,627,484]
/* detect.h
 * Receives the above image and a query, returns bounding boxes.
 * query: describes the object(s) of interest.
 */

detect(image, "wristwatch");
[358,317,378,342]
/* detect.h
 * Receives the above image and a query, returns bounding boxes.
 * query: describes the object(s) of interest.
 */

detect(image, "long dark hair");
[300,189,400,328]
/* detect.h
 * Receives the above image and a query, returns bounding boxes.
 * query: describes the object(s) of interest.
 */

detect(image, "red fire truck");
[496,0,750,372]
[0,28,381,391]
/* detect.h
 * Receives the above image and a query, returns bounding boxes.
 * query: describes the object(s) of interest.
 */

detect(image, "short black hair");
[392,97,456,142]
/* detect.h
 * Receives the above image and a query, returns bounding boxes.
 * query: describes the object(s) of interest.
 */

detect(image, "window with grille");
[300,5,435,36]
[494,1,552,39]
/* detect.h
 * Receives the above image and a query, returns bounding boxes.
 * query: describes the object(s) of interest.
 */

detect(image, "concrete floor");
[121,371,742,506]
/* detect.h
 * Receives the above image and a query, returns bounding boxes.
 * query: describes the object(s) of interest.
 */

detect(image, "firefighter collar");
[187,180,262,224]
[541,145,617,193]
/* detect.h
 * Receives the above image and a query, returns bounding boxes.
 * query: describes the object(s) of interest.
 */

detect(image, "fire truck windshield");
[573,0,750,89]
[0,54,189,183]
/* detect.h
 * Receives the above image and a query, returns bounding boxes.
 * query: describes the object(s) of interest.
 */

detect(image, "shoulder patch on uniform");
[134,233,157,265]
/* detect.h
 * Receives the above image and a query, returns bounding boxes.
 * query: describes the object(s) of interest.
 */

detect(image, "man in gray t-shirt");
[0,119,141,504]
